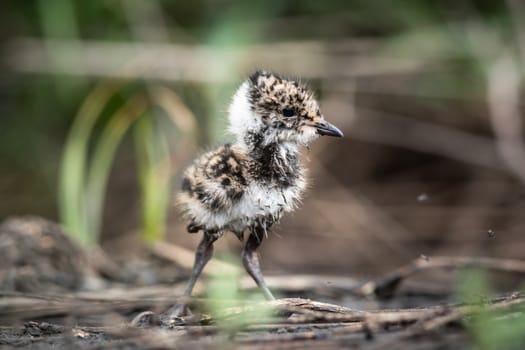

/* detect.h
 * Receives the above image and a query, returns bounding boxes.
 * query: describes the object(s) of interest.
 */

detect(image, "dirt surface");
[1,217,524,349]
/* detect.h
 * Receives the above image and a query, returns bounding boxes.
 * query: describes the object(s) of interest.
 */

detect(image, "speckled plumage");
[177,71,339,240]
[172,71,343,314]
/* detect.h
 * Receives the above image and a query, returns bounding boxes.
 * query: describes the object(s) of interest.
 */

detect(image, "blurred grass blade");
[59,82,186,246]
[133,115,172,243]
[207,254,273,334]
[58,82,121,246]
[136,86,199,243]
[86,93,148,242]
[457,268,525,350]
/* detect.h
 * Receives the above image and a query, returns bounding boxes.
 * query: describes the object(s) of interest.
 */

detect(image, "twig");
[402,291,525,339]
[2,292,524,348]
[0,286,187,322]
[358,255,525,298]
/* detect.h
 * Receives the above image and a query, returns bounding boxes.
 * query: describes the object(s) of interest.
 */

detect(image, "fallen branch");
[358,256,525,298]
[1,292,524,349]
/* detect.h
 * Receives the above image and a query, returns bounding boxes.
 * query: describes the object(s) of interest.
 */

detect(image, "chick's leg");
[169,231,220,318]
[241,224,275,300]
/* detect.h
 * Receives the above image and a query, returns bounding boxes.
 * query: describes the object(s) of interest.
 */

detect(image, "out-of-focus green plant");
[206,254,274,335]
[58,82,126,246]
[133,115,171,243]
[457,268,525,350]
[59,81,195,246]
[86,92,149,240]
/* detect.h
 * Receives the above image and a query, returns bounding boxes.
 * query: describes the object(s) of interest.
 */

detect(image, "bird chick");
[171,70,343,317]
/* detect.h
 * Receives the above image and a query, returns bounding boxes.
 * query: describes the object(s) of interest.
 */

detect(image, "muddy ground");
[1,217,524,349]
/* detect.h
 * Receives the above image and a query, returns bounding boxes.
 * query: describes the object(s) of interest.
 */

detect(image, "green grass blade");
[133,115,172,243]
[58,82,120,245]
[85,93,147,242]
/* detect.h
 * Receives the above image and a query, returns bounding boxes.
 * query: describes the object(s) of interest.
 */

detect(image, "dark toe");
[167,304,192,319]
[130,311,162,327]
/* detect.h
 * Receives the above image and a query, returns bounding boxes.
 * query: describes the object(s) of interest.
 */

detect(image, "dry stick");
[0,284,186,302]
[216,297,449,327]
[280,305,440,325]
[0,291,488,328]
[0,300,168,321]
[0,292,431,328]
[405,291,525,336]
[362,292,525,350]
[341,293,525,350]
[272,298,358,314]
[237,292,525,345]
[358,256,525,298]
[3,293,524,347]
[0,290,190,322]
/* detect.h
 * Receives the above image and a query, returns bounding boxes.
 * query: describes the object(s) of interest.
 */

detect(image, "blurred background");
[2,0,525,278]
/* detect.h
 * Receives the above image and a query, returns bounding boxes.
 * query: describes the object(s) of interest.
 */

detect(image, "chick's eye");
[282,108,296,118]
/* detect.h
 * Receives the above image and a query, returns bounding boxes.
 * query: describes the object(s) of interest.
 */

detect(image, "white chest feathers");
[187,181,305,233]
[234,181,305,221]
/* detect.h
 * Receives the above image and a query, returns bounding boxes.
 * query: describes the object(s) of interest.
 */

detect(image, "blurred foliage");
[133,114,171,243]
[58,78,198,245]
[2,3,525,348]
[58,80,142,245]
[457,269,525,350]
[0,1,520,243]
[206,254,273,335]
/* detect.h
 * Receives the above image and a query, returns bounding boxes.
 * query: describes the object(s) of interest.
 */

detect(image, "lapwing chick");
[171,70,343,317]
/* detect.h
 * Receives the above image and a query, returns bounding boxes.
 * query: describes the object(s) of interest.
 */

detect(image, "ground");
[1,217,524,350]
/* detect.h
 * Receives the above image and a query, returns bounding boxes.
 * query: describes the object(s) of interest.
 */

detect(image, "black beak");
[315,120,344,137]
